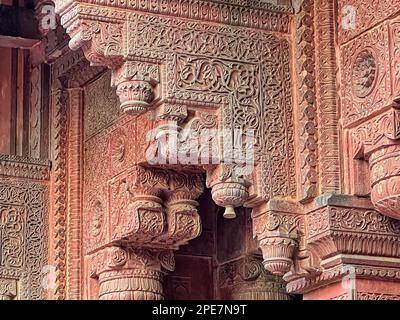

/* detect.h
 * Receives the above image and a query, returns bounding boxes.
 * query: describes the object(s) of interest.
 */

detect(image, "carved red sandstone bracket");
[352,106,400,219]
[252,200,303,276]
[86,166,203,299]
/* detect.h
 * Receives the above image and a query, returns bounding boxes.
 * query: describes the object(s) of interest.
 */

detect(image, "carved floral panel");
[341,23,392,128]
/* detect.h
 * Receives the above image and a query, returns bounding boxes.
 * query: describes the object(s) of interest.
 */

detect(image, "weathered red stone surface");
[0,0,399,300]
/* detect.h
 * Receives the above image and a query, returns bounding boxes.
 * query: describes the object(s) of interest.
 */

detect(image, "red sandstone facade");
[0,0,399,300]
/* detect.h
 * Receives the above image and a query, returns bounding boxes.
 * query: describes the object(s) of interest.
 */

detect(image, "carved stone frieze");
[337,0,400,44]
[0,154,50,180]
[307,205,400,260]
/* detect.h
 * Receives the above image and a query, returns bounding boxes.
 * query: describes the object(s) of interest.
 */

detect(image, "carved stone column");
[90,247,174,300]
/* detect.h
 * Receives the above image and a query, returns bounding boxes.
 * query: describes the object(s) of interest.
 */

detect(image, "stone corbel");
[108,166,169,245]
[160,172,204,248]
[55,3,161,116]
[112,61,160,115]
[86,166,205,300]
[251,199,303,276]
[352,107,400,219]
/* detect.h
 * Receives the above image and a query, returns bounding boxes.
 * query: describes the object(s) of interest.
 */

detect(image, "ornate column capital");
[252,200,303,276]
[89,246,174,300]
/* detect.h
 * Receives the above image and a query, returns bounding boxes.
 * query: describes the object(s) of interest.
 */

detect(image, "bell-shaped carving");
[211,180,250,219]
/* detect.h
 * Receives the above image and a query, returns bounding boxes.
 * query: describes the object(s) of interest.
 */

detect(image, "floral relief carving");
[391,20,400,99]
[338,0,400,44]
[306,205,400,261]
[341,23,392,127]
[351,49,378,99]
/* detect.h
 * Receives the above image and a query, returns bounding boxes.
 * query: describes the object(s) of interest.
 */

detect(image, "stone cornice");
[55,0,292,34]
[287,264,400,294]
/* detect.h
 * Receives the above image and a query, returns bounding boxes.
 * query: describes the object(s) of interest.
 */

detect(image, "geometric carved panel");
[0,179,49,300]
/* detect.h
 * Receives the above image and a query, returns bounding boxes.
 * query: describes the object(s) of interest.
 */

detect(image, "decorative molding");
[0,154,50,181]
[287,264,400,294]
[315,0,340,193]
[56,0,292,34]
[50,80,68,300]
[66,88,84,300]
[294,0,318,201]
